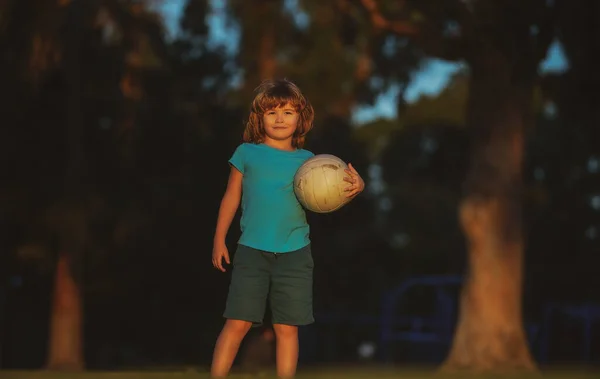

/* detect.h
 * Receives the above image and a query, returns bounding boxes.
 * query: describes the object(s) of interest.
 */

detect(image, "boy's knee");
[273,324,298,339]
[224,319,253,337]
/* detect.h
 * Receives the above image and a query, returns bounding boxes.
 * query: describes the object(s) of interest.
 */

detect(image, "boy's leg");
[270,244,315,378]
[272,323,299,378]
[212,245,271,377]
[211,319,252,377]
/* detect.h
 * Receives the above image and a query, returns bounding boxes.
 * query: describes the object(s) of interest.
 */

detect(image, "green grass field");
[1,367,598,379]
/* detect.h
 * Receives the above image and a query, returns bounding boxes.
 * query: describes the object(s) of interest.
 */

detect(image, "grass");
[1,366,599,379]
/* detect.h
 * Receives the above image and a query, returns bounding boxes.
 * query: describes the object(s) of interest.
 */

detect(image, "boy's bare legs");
[211,319,253,377]
[273,323,299,378]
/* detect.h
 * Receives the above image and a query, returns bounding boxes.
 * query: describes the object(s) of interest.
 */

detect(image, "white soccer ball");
[293,154,352,213]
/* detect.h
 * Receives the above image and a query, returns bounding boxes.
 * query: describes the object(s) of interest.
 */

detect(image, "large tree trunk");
[46,0,87,369]
[442,197,535,371]
[46,253,84,370]
[441,46,537,372]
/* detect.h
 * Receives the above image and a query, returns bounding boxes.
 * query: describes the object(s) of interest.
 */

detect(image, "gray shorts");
[223,244,314,326]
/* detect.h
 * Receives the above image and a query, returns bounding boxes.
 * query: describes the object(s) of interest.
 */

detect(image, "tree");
[346,0,557,371]
[227,0,420,122]
[0,0,170,369]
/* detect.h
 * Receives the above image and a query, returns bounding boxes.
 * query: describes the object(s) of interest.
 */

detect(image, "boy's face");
[262,103,299,144]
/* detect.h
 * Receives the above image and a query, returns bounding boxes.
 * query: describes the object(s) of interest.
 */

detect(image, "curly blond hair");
[243,78,314,149]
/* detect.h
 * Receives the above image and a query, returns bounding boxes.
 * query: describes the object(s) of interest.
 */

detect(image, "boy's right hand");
[212,242,231,272]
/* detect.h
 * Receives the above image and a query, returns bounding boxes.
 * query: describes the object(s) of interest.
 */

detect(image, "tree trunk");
[259,23,276,80]
[46,0,87,370]
[441,46,537,373]
[46,253,84,370]
[442,197,535,372]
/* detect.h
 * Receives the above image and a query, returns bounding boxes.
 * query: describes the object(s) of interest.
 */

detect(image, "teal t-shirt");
[229,143,314,253]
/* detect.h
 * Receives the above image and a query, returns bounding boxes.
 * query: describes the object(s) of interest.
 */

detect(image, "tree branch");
[359,0,418,35]
[356,0,477,62]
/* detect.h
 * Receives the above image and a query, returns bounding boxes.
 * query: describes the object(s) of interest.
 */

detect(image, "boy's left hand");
[343,163,365,198]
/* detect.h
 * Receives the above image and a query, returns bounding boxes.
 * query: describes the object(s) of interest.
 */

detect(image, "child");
[210,78,365,378]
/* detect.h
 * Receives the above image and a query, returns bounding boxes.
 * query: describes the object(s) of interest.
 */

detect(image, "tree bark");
[46,253,84,370]
[441,46,537,373]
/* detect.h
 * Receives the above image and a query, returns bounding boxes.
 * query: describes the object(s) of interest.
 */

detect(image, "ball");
[294,154,352,213]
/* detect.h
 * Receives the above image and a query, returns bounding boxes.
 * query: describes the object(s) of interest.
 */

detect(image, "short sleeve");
[301,149,315,159]
[228,144,245,174]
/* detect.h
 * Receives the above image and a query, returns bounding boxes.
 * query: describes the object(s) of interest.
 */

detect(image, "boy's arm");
[214,166,243,244]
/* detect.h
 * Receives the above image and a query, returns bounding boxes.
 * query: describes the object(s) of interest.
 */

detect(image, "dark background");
[1,0,599,371]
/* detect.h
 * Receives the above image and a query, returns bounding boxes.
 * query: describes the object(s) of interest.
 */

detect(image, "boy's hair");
[244,78,314,149]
